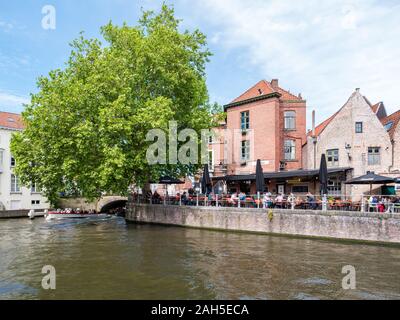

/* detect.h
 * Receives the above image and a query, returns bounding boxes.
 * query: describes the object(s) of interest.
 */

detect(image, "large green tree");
[11,4,214,205]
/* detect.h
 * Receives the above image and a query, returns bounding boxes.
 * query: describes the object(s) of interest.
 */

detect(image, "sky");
[1,0,400,128]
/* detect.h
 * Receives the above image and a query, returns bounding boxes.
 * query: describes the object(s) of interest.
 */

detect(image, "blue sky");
[1,0,400,127]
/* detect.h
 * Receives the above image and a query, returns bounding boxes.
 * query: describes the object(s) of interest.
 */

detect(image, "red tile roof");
[309,112,338,137]
[231,79,303,104]
[0,112,24,130]
[371,102,381,113]
[308,95,378,138]
[381,110,400,139]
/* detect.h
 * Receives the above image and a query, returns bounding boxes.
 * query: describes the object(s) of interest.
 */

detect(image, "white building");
[0,112,49,211]
[303,89,400,198]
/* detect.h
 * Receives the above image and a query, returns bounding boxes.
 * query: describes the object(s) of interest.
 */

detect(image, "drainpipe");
[389,139,394,172]
[312,110,317,170]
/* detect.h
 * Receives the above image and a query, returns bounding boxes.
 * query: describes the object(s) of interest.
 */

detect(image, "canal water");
[0,217,399,300]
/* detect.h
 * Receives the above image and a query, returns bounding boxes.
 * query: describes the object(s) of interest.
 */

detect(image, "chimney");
[355,88,360,93]
[271,79,279,88]
[312,110,316,137]
[298,93,302,99]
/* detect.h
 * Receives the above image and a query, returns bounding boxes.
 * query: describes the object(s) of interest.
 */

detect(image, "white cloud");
[0,91,29,110]
[178,0,400,125]
[0,20,14,32]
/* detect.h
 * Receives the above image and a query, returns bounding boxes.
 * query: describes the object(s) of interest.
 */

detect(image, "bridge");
[59,195,128,213]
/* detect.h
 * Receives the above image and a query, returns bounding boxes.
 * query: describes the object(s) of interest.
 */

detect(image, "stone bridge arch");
[97,196,128,213]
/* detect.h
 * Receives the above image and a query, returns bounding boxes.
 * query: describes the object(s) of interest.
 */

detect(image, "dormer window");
[384,121,393,131]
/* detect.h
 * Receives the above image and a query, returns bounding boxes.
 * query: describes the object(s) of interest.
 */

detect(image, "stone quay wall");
[126,204,400,244]
[0,210,44,219]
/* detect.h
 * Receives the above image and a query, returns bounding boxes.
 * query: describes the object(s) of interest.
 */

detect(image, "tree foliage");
[11,4,214,204]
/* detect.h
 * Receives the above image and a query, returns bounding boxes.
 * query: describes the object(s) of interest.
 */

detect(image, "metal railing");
[132,193,400,214]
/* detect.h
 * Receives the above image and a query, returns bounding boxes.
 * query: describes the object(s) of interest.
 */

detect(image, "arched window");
[284,111,296,130]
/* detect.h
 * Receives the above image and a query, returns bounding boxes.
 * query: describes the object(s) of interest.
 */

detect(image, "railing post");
[179,194,182,206]
[291,198,295,211]
[216,194,219,207]
[196,194,199,207]
[361,196,365,213]
[322,194,327,211]
[257,192,260,209]
[238,198,241,208]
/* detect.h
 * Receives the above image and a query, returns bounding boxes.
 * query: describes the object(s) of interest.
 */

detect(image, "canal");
[1,217,399,300]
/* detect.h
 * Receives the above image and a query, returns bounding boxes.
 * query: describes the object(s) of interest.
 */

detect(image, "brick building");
[210,79,314,194]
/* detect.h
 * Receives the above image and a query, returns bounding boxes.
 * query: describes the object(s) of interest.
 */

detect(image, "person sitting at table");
[263,192,273,208]
[239,192,246,201]
[188,188,195,196]
[275,193,284,208]
[306,193,317,210]
[368,195,378,212]
[287,193,296,209]
[152,190,161,204]
[181,192,188,205]
[229,193,239,206]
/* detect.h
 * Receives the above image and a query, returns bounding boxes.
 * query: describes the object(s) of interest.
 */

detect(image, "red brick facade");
[211,79,307,179]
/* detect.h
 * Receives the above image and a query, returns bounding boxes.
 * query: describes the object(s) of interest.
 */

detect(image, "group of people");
[56,208,99,215]
[368,195,400,213]
[138,189,400,213]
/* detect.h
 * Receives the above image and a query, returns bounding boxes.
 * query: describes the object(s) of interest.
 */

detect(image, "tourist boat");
[44,209,111,221]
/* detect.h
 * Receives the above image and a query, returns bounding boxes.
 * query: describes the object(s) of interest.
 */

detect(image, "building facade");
[381,110,400,173]
[303,89,399,197]
[0,112,49,211]
[210,79,309,194]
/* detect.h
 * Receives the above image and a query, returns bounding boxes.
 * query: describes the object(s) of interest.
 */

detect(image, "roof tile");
[231,79,303,104]
[0,112,24,130]
[381,110,400,139]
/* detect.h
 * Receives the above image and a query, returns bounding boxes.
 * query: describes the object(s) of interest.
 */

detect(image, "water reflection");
[0,217,399,300]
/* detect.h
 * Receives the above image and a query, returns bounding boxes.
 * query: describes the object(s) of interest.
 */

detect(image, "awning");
[345,172,396,185]
[157,176,185,185]
[213,167,352,182]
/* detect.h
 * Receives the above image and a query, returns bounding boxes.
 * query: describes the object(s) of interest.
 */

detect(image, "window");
[292,185,309,193]
[368,147,381,165]
[355,122,363,133]
[0,149,3,167]
[384,121,394,131]
[241,111,250,130]
[284,140,296,160]
[241,140,250,161]
[31,182,40,193]
[208,150,214,172]
[31,200,40,205]
[10,156,16,167]
[11,174,20,193]
[284,111,296,130]
[327,178,342,196]
[327,149,339,167]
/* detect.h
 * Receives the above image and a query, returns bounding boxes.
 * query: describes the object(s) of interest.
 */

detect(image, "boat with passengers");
[45,208,111,221]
